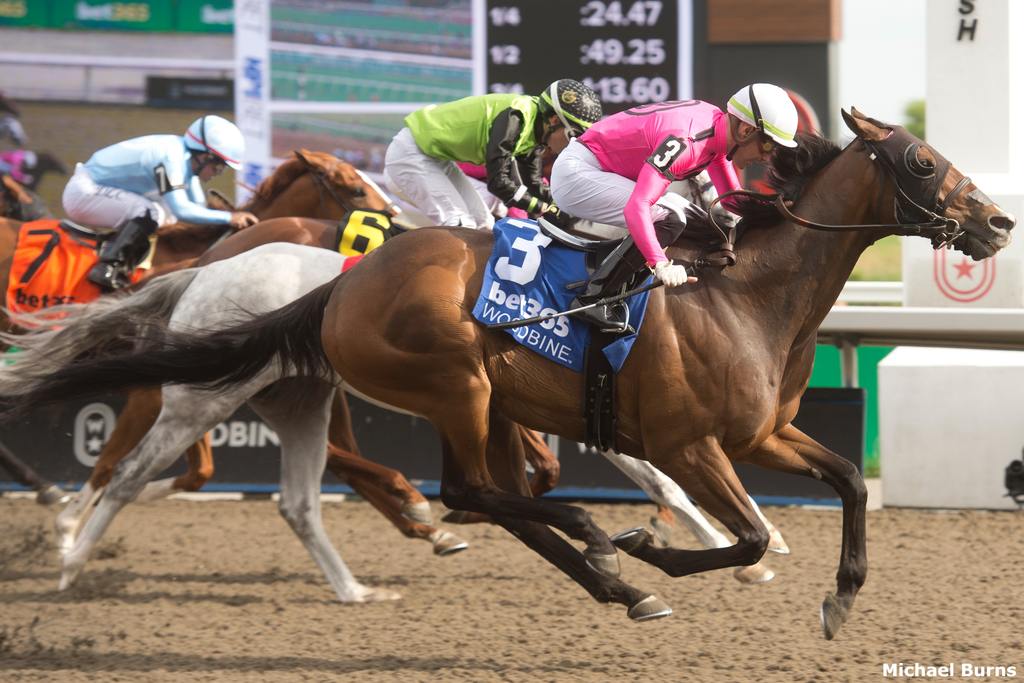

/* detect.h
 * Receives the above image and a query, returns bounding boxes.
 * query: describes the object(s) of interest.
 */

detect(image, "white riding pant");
[384,127,494,230]
[62,164,171,233]
[550,139,670,229]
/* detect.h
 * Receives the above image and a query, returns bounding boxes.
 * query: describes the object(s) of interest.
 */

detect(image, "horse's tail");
[0,268,200,399]
[0,275,340,417]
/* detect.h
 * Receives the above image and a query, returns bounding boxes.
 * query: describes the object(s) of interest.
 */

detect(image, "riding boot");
[87,213,159,291]
[569,238,647,334]
[569,216,689,334]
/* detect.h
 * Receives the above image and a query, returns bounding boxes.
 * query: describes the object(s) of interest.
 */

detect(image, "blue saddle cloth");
[472,217,652,373]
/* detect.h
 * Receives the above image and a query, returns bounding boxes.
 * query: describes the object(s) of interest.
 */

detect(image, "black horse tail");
[0,276,341,417]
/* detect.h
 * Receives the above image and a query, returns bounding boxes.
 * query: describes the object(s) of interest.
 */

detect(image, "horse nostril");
[989,214,1016,231]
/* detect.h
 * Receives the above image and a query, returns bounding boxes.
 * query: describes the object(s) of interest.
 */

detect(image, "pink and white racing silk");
[0,150,30,185]
[579,100,740,265]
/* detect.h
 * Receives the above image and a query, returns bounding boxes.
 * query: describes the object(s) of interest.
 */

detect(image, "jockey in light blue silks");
[61,115,258,290]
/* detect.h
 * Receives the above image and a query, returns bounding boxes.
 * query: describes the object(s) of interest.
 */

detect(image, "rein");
[707,131,973,250]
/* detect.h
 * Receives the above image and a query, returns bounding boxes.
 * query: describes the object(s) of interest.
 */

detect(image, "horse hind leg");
[60,387,227,590]
[743,426,867,640]
[439,406,667,620]
[250,379,400,603]
[58,387,163,551]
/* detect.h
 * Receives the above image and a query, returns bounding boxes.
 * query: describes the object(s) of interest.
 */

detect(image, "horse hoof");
[36,485,70,508]
[610,526,652,555]
[401,501,433,525]
[58,561,84,591]
[820,593,848,640]
[440,510,490,525]
[355,586,402,603]
[767,527,790,555]
[649,516,674,548]
[627,595,672,622]
[733,562,775,584]
[430,530,469,556]
[583,548,620,578]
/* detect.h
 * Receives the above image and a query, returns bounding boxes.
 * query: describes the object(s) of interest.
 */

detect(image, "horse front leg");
[134,433,214,502]
[609,435,771,580]
[739,425,867,640]
[519,426,559,497]
[326,391,433,525]
[600,448,777,584]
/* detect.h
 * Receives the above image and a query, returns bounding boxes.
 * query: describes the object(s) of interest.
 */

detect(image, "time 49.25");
[579,38,665,65]
[583,76,669,104]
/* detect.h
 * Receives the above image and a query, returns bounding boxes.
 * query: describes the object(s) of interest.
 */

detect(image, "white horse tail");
[0,268,200,398]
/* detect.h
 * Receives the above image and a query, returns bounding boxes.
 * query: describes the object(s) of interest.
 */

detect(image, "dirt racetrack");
[1,497,1022,682]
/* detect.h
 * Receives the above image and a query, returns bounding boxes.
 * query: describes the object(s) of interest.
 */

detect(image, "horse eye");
[351,187,366,198]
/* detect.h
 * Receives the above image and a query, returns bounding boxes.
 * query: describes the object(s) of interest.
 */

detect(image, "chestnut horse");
[4,151,468,554]
[16,110,1013,635]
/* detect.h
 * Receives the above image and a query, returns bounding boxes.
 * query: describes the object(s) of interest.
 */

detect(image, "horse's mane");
[248,154,309,204]
[734,132,844,231]
[246,149,364,208]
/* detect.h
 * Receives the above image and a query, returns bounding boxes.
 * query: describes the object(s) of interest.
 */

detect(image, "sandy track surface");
[1,498,1022,682]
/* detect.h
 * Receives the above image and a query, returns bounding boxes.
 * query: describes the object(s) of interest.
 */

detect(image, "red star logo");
[953,258,975,279]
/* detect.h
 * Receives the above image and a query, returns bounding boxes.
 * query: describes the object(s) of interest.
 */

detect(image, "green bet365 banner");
[51,0,172,31]
[0,0,51,26]
[177,0,233,33]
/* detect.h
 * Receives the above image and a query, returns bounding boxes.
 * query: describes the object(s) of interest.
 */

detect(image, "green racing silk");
[405,94,539,164]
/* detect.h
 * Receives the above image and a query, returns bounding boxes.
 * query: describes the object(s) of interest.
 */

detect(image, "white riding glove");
[653,261,689,288]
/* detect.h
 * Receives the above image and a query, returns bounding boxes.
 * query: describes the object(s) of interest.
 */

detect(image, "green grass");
[850,234,901,281]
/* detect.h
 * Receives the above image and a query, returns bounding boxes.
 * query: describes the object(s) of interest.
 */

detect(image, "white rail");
[837,281,903,305]
[0,52,232,104]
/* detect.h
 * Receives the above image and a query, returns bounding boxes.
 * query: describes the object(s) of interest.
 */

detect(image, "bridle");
[295,153,400,218]
[710,125,974,250]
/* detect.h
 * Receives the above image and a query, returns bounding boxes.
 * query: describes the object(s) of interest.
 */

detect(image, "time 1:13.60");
[583,76,670,104]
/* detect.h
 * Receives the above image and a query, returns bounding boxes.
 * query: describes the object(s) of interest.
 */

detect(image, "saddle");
[5,219,146,315]
[535,203,738,452]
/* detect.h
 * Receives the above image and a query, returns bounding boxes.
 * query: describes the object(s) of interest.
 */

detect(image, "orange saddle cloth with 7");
[5,219,143,315]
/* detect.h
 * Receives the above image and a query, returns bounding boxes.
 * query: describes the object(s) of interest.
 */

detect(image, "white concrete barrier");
[879,347,1024,509]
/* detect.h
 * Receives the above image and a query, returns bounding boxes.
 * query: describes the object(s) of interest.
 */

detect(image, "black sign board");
[484,0,683,113]
[1,388,861,504]
[146,77,234,111]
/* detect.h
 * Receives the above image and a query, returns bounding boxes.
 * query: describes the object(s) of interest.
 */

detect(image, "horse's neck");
[248,174,333,221]
[715,148,890,347]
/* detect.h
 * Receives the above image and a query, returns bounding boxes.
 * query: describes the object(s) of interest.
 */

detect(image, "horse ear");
[841,108,889,141]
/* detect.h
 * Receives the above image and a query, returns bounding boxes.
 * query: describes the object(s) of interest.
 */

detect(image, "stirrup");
[571,299,635,335]
[87,263,129,291]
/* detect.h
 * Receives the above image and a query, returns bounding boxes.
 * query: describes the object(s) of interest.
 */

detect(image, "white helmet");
[184,115,244,170]
[727,83,799,148]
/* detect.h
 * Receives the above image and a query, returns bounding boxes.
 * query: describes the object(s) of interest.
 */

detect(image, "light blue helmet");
[184,115,244,169]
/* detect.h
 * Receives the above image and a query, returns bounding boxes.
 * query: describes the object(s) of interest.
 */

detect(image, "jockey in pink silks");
[550,83,800,332]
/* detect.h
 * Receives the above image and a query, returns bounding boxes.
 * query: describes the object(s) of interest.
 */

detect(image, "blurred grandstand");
[270,0,472,103]
[272,112,405,172]
[272,0,471,58]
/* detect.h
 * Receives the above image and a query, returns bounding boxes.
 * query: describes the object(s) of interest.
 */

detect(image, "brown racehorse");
[53,151,554,555]
[23,110,1012,634]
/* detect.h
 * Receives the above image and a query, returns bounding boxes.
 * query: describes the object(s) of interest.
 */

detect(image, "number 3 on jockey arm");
[337,210,392,256]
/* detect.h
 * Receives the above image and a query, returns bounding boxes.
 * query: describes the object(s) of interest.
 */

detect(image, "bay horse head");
[0,174,47,221]
[840,107,1014,260]
[244,149,399,221]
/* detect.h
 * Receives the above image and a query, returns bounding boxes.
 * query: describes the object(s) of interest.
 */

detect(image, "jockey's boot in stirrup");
[569,238,646,335]
[87,213,159,292]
